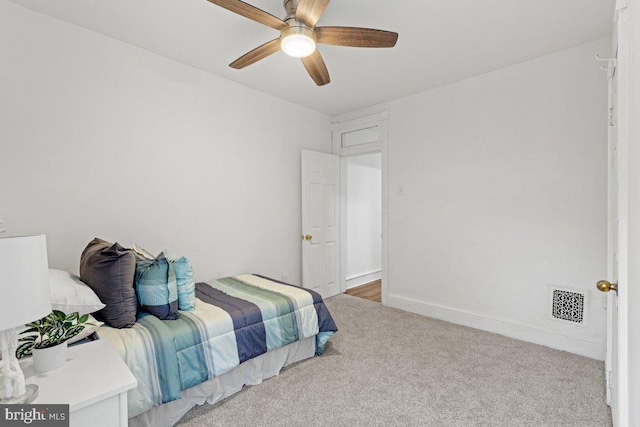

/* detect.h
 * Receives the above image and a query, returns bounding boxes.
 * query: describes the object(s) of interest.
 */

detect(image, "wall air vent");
[550,288,587,326]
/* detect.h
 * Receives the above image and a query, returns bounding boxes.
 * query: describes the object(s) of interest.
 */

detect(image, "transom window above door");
[332,112,388,156]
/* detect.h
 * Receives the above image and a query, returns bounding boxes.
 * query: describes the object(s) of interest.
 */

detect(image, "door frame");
[606,1,629,425]
[332,111,390,305]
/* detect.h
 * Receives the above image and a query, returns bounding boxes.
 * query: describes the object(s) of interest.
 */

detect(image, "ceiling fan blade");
[316,26,398,48]
[230,39,281,69]
[206,0,287,30]
[296,0,330,27]
[301,50,330,86]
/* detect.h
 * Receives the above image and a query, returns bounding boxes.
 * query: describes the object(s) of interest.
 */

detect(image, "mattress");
[99,274,337,418]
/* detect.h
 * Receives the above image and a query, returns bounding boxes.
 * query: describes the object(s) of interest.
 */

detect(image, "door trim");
[607,2,629,425]
[332,112,389,305]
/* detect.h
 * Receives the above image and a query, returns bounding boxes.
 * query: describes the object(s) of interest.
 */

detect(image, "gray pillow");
[79,238,137,328]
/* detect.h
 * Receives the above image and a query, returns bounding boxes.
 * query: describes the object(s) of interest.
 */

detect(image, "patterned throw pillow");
[166,253,195,311]
[134,252,179,320]
[132,244,196,316]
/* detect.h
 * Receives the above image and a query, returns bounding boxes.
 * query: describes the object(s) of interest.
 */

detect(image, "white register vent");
[550,288,587,326]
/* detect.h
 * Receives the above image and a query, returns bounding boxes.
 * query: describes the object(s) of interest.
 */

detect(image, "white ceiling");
[8,0,615,116]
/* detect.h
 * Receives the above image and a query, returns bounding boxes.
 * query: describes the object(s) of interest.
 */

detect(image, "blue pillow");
[166,254,195,311]
[134,252,179,320]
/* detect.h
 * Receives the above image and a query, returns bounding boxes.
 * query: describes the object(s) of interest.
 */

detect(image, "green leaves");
[64,325,85,340]
[15,310,95,359]
[21,327,40,335]
[18,335,37,342]
[49,327,64,342]
[16,341,35,359]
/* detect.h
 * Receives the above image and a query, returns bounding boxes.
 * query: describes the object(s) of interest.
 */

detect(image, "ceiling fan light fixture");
[280,25,316,58]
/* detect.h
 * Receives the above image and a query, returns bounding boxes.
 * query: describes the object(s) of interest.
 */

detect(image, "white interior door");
[301,150,340,298]
[603,2,629,425]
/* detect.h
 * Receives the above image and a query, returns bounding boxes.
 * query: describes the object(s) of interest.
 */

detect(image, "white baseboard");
[387,294,605,360]
[345,270,381,290]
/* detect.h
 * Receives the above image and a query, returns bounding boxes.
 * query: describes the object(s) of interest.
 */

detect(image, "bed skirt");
[129,336,317,427]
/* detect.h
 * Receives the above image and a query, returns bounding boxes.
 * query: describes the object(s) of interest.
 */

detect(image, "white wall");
[343,153,381,288]
[0,1,331,284]
[334,38,610,359]
[0,0,613,360]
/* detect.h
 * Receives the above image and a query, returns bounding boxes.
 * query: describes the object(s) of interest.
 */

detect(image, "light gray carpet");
[176,294,611,427]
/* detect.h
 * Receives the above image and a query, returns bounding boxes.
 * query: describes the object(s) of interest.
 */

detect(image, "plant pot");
[32,341,68,373]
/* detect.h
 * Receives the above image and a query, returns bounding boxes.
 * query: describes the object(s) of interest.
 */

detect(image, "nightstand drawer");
[72,393,127,427]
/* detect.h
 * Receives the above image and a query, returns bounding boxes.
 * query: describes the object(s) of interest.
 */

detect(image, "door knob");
[301,234,312,241]
[596,280,618,293]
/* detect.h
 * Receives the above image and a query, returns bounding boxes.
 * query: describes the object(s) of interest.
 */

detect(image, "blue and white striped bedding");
[98,274,338,418]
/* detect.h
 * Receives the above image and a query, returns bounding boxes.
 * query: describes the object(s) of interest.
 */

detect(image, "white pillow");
[49,269,105,315]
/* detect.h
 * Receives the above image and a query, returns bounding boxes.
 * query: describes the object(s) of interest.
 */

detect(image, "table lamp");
[0,235,51,404]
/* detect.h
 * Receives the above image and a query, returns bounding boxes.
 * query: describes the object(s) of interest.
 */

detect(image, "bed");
[97,274,337,427]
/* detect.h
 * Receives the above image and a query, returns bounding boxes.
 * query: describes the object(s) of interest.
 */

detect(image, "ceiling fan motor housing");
[281,23,316,41]
[283,0,300,20]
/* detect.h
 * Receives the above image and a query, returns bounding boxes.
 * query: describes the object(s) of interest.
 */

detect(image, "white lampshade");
[0,235,52,330]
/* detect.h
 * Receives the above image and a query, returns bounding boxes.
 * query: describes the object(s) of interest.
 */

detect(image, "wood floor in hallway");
[344,280,381,303]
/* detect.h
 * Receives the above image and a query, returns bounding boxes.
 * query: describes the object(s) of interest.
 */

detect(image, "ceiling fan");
[206,0,399,86]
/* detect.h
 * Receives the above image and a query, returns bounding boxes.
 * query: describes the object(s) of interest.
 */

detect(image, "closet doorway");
[332,112,388,304]
[341,153,382,303]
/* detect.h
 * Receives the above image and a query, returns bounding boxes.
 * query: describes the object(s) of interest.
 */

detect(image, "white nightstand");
[21,339,137,427]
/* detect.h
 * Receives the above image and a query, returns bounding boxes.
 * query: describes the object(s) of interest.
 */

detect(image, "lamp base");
[0,383,39,404]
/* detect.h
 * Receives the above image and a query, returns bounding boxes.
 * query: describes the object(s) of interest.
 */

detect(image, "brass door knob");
[301,234,312,241]
[596,280,618,293]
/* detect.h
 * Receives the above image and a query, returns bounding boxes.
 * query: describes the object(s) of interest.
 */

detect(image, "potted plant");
[15,310,94,373]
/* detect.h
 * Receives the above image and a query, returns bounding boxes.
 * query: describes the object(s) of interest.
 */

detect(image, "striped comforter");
[99,274,337,418]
